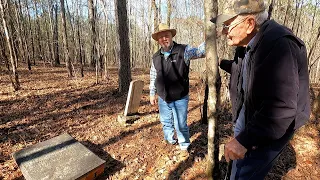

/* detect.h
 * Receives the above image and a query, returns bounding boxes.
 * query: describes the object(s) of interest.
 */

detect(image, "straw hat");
[152,24,177,40]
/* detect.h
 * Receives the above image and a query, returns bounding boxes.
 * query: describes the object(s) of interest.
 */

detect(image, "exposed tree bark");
[60,0,73,77]
[283,0,291,25]
[151,0,159,53]
[115,0,131,94]
[166,0,171,27]
[267,0,274,20]
[204,0,220,179]
[18,0,31,70]
[53,3,59,66]
[33,0,43,62]
[291,0,301,31]
[13,1,25,64]
[307,27,320,67]
[25,0,35,65]
[1,0,20,91]
[88,0,97,68]
[41,1,53,64]
[100,0,109,80]
[76,0,83,77]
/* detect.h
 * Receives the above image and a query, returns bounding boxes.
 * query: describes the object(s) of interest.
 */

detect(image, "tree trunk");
[315,59,320,83]
[76,1,83,77]
[88,0,97,68]
[283,0,290,25]
[60,0,73,77]
[291,0,301,31]
[267,0,274,20]
[18,0,31,70]
[33,0,43,62]
[204,0,220,179]
[115,0,131,94]
[151,0,159,53]
[13,1,25,64]
[0,0,20,91]
[166,0,171,26]
[25,0,35,65]
[53,3,60,66]
[307,27,320,67]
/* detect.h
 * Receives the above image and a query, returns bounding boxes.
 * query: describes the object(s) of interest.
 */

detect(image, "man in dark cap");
[211,0,311,179]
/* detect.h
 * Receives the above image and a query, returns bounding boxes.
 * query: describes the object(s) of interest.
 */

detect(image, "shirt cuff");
[150,91,156,96]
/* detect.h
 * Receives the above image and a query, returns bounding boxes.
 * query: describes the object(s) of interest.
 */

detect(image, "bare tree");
[115,0,131,94]
[167,0,171,26]
[0,0,20,90]
[204,0,220,179]
[60,0,73,77]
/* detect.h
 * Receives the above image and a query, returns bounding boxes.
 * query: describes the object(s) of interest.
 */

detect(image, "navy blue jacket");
[220,20,311,149]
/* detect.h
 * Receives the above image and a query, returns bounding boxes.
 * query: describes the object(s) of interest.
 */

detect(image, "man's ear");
[246,17,256,34]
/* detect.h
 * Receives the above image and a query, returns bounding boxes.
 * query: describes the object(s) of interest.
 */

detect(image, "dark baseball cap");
[211,0,267,24]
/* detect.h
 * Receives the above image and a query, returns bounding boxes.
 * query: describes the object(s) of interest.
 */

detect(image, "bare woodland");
[1,0,320,88]
[0,0,320,179]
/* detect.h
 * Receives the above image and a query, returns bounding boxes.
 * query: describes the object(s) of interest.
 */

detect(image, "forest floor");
[0,64,319,180]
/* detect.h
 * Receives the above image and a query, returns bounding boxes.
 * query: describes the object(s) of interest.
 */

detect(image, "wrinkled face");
[157,31,173,51]
[222,15,256,47]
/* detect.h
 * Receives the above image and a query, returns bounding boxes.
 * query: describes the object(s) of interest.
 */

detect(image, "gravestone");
[13,133,105,180]
[118,80,144,124]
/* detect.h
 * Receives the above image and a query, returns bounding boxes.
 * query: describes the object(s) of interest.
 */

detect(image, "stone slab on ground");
[12,133,105,180]
[124,80,144,116]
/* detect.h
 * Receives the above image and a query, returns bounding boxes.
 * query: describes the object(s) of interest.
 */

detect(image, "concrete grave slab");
[13,133,105,180]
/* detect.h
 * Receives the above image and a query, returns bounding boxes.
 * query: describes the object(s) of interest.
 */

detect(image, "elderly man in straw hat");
[212,0,310,179]
[149,24,205,152]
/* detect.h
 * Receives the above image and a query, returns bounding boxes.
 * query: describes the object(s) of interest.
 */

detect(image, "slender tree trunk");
[151,0,159,53]
[25,0,35,65]
[283,0,290,25]
[166,0,171,26]
[115,0,131,94]
[18,0,31,70]
[1,0,20,90]
[42,3,53,64]
[53,3,59,65]
[315,59,320,83]
[76,1,83,77]
[267,0,274,20]
[308,27,320,66]
[291,0,301,31]
[34,1,43,62]
[205,0,220,179]
[13,1,25,64]
[295,0,304,36]
[308,1,318,45]
[88,0,97,68]
[100,0,109,80]
[60,0,73,77]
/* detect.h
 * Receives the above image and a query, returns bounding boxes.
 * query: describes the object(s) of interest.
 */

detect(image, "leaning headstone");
[118,80,144,124]
[13,133,105,180]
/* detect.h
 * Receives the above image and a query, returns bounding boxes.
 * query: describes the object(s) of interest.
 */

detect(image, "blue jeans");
[158,95,190,150]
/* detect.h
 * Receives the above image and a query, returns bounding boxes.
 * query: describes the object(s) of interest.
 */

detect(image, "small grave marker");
[13,133,105,180]
[118,80,144,124]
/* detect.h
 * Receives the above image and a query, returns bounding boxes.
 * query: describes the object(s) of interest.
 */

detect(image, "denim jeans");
[158,95,190,150]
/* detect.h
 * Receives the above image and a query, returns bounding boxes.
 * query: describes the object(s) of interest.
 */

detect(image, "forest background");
[1,0,320,179]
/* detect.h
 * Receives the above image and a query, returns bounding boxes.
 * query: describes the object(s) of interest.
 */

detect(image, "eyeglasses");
[222,17,248,32]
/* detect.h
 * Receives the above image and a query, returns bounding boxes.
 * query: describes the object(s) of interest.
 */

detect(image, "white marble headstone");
[124,80,144,116]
